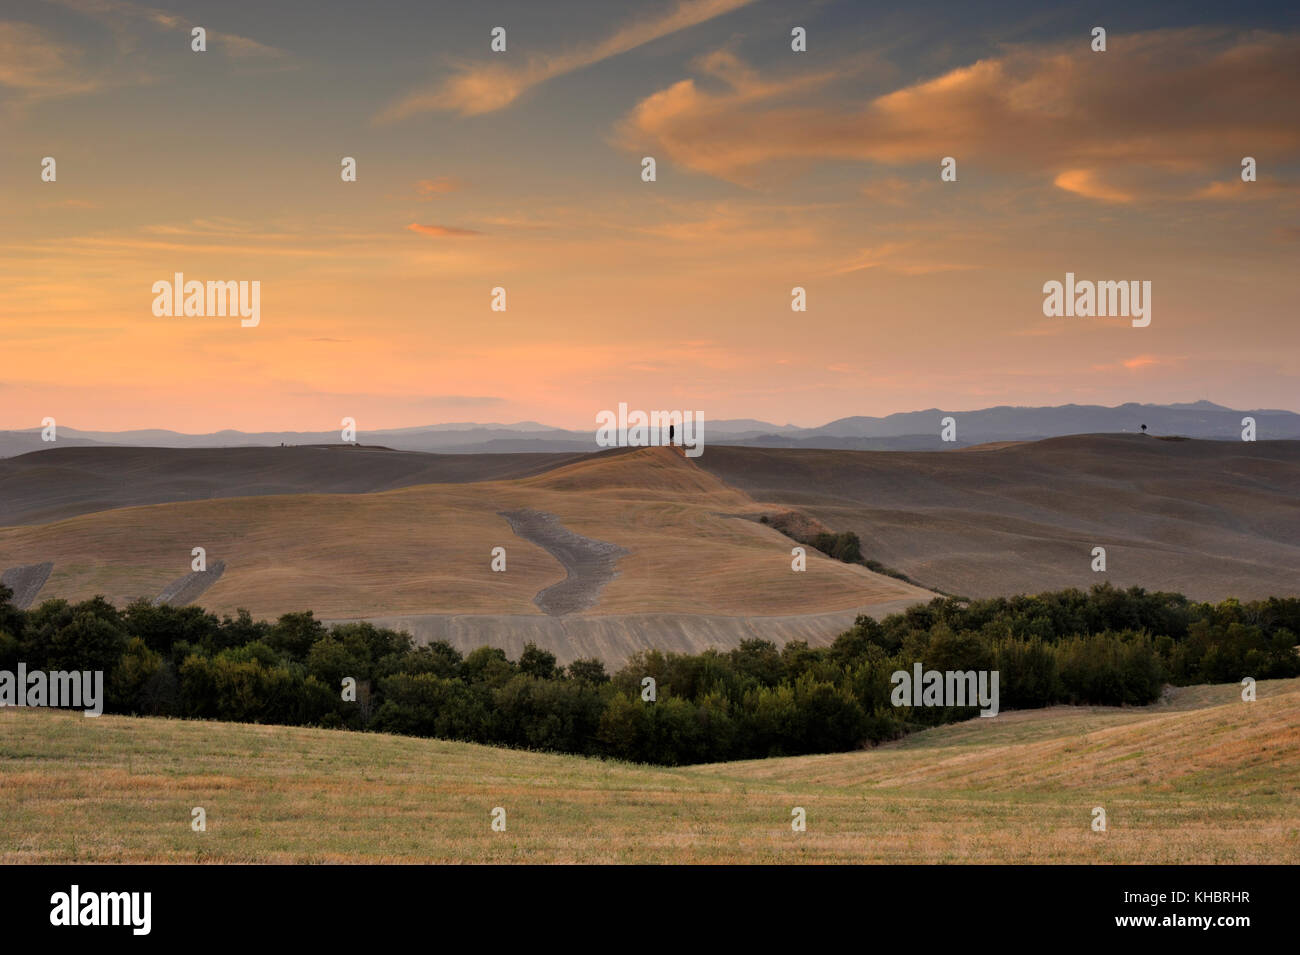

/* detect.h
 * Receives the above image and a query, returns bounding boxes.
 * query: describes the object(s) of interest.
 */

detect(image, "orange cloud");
[1054,169,1134,203]
[860,176,933,206]
[375,0,755,121]
[1091,355,1183,371]
[831,241,975,276]
[415,177,463,199]
[619,28,1300,197]
[405,223,482,238]
[1193,178,1298,200]
[45,0,291,59]
[0,22,100,102]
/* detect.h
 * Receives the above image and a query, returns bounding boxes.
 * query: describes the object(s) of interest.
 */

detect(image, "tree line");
[1,583,1296,765]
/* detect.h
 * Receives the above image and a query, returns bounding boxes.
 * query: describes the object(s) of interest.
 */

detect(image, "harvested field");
[699,436,1300,600]
[339,599,922,667]
[0,445,603,526]
[2,677,1295,864]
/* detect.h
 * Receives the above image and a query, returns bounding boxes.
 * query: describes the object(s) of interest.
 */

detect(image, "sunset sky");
[2,0,1298,432]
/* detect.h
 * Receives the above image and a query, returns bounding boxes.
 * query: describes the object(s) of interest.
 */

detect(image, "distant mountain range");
[1,401,1296,457]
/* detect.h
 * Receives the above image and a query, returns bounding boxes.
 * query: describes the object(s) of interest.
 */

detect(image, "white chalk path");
[155,560,226,607]
[0,561,53,609]
[498,508,629,616]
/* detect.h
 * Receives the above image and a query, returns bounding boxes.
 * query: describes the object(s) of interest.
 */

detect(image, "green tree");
[266,611,326,661]
[518,642,560,680]
[567,657,609,685]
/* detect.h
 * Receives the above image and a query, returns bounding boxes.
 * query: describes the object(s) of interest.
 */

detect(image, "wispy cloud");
[286,389,505,408]
[619,28,1300,199]
[1091,355,1185,372]
[0,21,101,106]
[831,241,975,276]
[42,198,102,210]
[406,223,482,238]
[860,176,933,207]
[415,177,464,199]
[44,0,292,60]
[1193,178,1299,201]
[375,0,754,121]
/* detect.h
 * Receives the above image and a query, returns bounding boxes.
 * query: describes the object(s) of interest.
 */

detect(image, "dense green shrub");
[1,583,1295,765]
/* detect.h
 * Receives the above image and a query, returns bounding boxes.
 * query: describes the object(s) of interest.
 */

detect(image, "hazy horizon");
[5,396,1300,436]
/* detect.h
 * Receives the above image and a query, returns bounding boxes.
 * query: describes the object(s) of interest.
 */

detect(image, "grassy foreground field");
[2,678,1297,864]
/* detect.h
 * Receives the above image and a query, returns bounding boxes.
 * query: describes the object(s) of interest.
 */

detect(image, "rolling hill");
[698,435,1300,601]
[0,447,934,663]
[0,445,602,526]
[2,436,1297,664]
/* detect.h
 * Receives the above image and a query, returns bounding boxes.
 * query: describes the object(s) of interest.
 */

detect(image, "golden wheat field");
[2,678,1296,864]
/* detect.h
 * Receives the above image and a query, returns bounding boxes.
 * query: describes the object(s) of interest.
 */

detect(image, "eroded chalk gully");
[498,509,628,616]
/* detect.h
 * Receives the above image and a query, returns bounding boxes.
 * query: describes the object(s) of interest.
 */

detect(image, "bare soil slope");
[0,445,603,526]
[347,600,923,668]
[698,435,1300,600]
